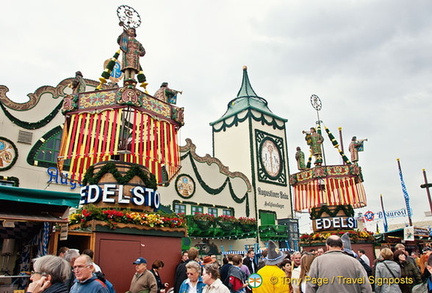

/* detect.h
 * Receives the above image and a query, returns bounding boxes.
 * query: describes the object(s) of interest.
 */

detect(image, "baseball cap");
[133,257,147,264]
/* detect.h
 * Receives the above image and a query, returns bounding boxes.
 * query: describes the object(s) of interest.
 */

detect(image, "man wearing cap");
[255,241,288,293]
[307,235,372,293]
[128,257,157,293]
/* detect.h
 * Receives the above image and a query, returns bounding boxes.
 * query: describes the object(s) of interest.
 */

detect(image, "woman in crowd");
[375,248,402,293]
[150,260,169,293]
[393,250,422,293]
[26,255,70,293]
[179,261,206,293]
[279,259,292,292]
[202,263,230,293]
[299,253,315,293]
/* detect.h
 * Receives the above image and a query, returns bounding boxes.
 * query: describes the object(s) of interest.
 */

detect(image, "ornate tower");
[210,66,295,244]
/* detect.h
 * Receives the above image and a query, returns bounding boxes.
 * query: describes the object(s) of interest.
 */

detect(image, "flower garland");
[300,229,374,243]
[69,205,185,229]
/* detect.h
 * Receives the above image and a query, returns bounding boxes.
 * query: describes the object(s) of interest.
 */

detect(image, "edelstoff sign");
[313,217,358,231]
[80,184,160,209]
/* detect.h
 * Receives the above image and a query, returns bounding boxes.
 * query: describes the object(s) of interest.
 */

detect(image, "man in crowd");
[128,257,157,293]
[220,254,234,287]
[228,255,248,292]
[70,254,109,293]
[307,235,372,292]
[174,247,199,293]
[255,241,287,293]
[357,249,370,266]
[64,248,80,290]
[242,249,257,275]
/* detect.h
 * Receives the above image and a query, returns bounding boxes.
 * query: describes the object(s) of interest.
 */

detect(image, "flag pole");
[397,158,413,226]
[380,194,388,232]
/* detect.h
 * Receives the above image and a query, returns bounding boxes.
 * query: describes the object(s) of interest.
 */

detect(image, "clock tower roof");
[210,66,286,125]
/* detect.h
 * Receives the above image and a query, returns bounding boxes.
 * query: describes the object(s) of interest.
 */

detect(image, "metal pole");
[421,169,432,214]
[338,127,345,164]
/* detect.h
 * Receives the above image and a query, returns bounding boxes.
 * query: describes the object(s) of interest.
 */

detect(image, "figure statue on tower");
[295,146,306,170]
[348,136,367,163]
[303,127,324,166]
[115,5,146,87]
[117,26,146,82]
[154,82,183,104]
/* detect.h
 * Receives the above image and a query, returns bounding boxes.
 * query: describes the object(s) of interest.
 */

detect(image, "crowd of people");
[24,237,432,293]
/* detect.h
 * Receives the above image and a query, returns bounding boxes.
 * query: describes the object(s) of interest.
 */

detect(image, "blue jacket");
[178,276,205,293]
[70,274,109,293]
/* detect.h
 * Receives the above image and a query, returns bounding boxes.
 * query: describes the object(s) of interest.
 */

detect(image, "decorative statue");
[303,127,324,166]
[295,146,306,170]
[70,71,86,94]
[348,136,367,163]
[154,82,183,104]
[117,26,146,81]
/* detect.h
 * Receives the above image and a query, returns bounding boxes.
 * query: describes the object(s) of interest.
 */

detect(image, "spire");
[236,66,259,98]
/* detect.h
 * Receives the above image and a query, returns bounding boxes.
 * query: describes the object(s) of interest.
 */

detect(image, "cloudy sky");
[2,0,432,233]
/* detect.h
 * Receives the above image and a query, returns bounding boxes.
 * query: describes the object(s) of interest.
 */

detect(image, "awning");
[0,210,69,223]
[0,185,80,224]
[0,185,80,207]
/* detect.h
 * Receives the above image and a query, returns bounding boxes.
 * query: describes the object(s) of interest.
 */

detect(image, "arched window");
[27,126,70,169]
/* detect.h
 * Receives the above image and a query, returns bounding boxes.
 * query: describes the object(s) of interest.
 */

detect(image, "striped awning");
[293,176,367,212]
[58,108,181,183]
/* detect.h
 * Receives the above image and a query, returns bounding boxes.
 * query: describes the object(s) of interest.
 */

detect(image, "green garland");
[82,162,157,189]
[0,100,63,130]
[212,109,285,133]
[180,151,250,217]
[310,205,354,219]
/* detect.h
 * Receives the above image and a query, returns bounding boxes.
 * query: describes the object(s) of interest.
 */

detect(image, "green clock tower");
[210,66,296,245]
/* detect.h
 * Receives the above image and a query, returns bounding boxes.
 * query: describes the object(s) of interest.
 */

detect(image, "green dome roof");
[211,66,285,125]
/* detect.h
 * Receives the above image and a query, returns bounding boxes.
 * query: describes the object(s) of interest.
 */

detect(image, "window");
[259,211,276,225]
[35,135,62,164]
[222,209,233,216]
[0,181,14,186]
[191,206,203,214]
[28,126,70,169]
[174,204,186,214]
[208,208,218,217]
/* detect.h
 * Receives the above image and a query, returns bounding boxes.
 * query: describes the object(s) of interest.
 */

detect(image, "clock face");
[256,130,287,185]
[260,139,281,177]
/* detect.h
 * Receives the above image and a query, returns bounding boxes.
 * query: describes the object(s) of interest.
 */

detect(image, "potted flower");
[216,215,238,230]
[238,217,257,232]
[192,213,215,229]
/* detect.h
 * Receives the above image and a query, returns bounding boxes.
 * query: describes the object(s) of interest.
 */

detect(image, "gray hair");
[64,248,80,263]
[186,261,201,274]
[33,255,70,283]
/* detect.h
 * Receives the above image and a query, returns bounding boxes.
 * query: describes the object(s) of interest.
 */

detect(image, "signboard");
[362,208,408,222]
[414,227,429,237]
[404,226,414,241]
[80,184,160,209]
[313,217,358,231]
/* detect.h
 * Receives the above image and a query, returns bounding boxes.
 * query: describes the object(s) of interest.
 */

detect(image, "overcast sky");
[2,0,432,233]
